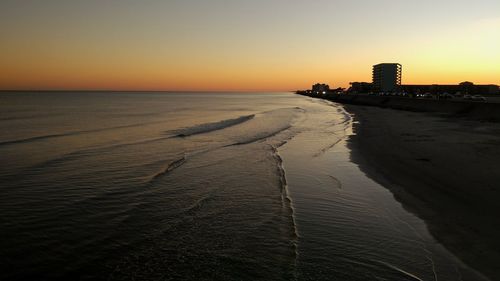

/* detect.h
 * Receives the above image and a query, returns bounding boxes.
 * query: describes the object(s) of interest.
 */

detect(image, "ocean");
[0,92,488,280]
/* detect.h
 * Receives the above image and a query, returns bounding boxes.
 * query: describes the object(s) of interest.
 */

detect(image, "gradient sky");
[1,0,499,91]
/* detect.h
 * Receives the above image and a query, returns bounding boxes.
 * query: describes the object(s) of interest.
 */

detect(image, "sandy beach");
[345,104,500,280]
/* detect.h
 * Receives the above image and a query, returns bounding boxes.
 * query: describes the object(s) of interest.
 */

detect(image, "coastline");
[297,92,500,122]
[344,104,500,280]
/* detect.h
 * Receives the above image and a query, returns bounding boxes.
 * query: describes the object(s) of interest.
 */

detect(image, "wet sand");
[345,105,500,281]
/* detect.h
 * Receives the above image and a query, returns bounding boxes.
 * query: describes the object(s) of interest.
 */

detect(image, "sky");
[0,0,499,91]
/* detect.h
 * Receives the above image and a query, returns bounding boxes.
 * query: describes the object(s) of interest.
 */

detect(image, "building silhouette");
[401,82,499,95]
[372,63,402,92]
[348,82,373,94]
[312,83,330,94]
[346,63,499,95]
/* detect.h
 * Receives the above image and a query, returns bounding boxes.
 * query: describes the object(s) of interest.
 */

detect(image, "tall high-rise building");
[372,63,402,92]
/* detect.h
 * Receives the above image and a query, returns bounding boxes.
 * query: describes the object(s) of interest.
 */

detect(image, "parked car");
[423,93,433,99]
[471,95,487,102]
[463,94,472,100]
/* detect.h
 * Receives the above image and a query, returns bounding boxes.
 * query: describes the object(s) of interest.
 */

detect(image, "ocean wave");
[229,125,291,146]
[171,114,254,137]
[9,137,169,179]
[182,193,216,216]
[374,260,425,281]
[0,121,165,147]
[148,156,187,183]
[328,175,343,189]
[274,133,296,150]
[0,113,64,122]
[313,138,343,157]
[270,143,299,278]
[0,133,74,146]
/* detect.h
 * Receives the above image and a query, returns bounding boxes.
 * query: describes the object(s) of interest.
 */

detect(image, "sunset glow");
[1,0,499,91]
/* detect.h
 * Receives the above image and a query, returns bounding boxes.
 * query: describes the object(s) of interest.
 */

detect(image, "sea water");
[0,92,488,280]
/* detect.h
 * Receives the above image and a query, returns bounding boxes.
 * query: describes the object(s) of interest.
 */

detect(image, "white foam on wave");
[270,141,300,280]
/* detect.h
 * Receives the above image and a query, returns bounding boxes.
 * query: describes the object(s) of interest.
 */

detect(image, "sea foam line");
[270,141,299,280]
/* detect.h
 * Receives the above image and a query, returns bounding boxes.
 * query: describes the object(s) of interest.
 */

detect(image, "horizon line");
[0,89,297,93]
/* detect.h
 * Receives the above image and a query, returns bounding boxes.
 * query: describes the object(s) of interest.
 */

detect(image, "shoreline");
[342,103,500,280]
[297,92,500,122]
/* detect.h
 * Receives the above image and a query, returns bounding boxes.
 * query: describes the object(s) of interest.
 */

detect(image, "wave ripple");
[172,114,254,137]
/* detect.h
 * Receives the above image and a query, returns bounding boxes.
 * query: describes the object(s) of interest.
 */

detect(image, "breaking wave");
[171,114,255,137]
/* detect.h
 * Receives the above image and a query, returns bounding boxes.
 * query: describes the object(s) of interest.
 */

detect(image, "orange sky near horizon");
[0,0,499,91]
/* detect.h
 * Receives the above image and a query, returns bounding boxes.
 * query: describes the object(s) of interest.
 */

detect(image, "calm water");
[0,92,488,280]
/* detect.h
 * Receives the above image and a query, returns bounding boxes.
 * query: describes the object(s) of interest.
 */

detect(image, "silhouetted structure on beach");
[372,63,402,92]
[311,83,330,94]
[346,64,499,95]
[348,82,373,94]
[401,82,499,95]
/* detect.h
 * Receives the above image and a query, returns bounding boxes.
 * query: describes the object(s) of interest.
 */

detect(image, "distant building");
[401,82,499,95]
[372,63,402,92]
[348,82,373,93]
[312,83,330,94]
[342,64,500,95]
[461,82,499,95]
[476,84,500,95]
